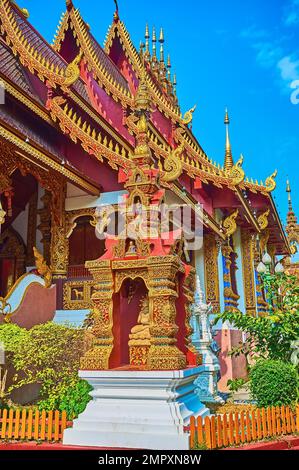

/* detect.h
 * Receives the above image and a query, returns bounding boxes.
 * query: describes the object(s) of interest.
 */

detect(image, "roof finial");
[152,26,157,60]
[66,0,73,10]
[173,73,177,94]
[286,178,293,210]
[167,54,171,80]
[159,28,165,64]
[145,24,150,60]
[224,108,234,174]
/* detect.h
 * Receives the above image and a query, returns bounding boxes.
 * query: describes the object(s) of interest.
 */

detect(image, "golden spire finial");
[173,73,177,90]
[145,24,150,59]
[152,27,157,59]
[167,54,171,80]
[286,178,293,210]
[159,28,165,66]
[224,108,234,174]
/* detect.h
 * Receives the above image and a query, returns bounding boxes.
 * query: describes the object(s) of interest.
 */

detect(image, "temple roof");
[0,0,290,254]
[0,38,41,102]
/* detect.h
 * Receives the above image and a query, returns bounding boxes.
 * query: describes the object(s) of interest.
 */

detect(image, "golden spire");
[152,27,157,60]
[167,54,171,80]
[159,28,165,64]
[286,179,298,228]
[145,24,150,59]
[286,179,293,210]
[173,74,177,94]
[224,108,234,174]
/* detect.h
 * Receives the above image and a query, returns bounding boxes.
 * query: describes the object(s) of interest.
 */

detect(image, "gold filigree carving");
[63,280,95,310]
[204,235,220,311]
[264,170,277,193]
[181,105,196,125]
[257,209,270,231]
[223,209,239,239]
[230,155,245,185]
[63,50,83,87]
[241,230,256,315]
[161,143,184,183]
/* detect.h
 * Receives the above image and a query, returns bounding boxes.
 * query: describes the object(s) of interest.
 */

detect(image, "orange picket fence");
[0,409,71,442]
[189,405,299,449]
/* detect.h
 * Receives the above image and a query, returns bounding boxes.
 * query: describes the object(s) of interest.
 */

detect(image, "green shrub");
[227,378,246,393]
[249,359,298,408]
[0,322,92,418]
[38,378,92,420]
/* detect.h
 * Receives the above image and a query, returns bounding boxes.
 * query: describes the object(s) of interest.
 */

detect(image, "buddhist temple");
[0,0,291,392]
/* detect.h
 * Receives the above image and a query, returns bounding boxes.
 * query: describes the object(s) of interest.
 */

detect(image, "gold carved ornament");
[180,105,196,126]
[33,247,52,288]
[0,297,12,323]
[241,230,256,315]
[161,143,184,183]
[63,50,83,87]
[204,235,220,311]
[264,170,277,193]
[48,96,131,171]
[257,209,270,231]
[223,209,239,239]
[229,155,245,186]
[12,1,29,18]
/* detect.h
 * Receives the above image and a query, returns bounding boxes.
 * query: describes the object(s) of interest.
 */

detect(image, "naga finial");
[12,1,29,18]
[229,154,245,185]
[223,209,239,239]
[63,50,83,87]
[181,105,196,126]
[264,169,277,193]
[161,143,184,183]
[257,209,270,231]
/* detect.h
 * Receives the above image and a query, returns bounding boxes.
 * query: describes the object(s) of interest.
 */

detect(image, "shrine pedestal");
[63,367,210,450]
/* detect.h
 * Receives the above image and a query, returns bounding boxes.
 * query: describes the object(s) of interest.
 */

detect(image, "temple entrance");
[110,277,148,369]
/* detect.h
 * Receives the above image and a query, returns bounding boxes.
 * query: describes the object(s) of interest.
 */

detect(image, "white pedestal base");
[63,367,210,450]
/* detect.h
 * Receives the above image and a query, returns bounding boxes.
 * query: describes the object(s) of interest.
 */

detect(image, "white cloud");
[240,25,268,39]
[284,0,299,26]
[277,55,299,82]
[253,42,283,68]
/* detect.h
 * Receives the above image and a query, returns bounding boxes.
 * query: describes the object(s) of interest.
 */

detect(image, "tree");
[216,273,299,363]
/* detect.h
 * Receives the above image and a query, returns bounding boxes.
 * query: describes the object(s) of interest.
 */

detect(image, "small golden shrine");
[81,73,200,371]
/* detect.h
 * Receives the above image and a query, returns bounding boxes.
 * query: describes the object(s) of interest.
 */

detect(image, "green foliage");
[216,273,299,362]
[0,322,91,419]
[38,378,92,420]
[227,378,246,393]
[249,360,298,407]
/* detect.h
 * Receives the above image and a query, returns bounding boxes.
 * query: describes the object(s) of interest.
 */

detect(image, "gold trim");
[0,123,99,195]
[0,77,53,125]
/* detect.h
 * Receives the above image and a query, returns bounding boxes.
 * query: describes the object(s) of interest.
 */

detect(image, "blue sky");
[26,0,299,225]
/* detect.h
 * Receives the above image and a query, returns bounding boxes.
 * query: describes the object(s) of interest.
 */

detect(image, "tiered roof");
[0,0,290,253]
